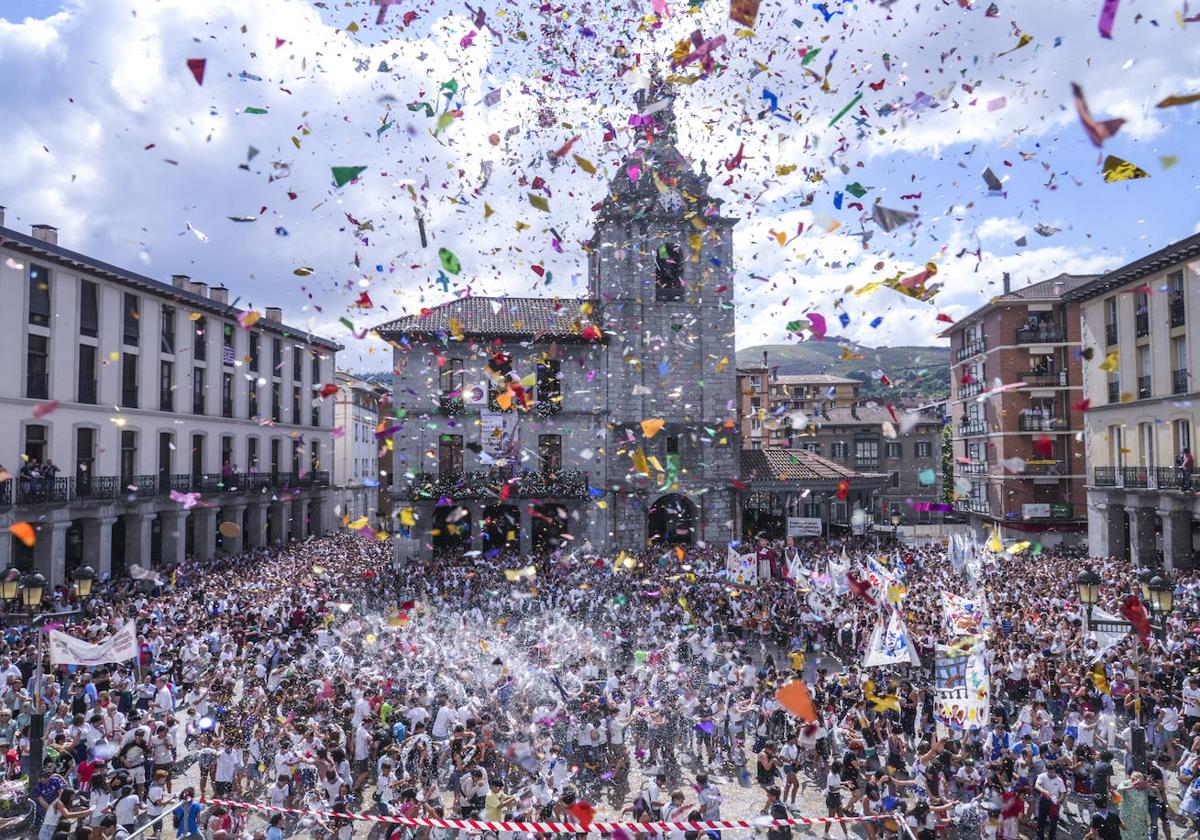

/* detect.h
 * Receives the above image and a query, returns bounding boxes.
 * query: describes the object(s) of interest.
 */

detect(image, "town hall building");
[377,82,741,561]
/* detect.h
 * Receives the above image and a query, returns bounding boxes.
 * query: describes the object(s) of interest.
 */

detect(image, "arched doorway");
[431,504,471,555]
[531,503,569,554]
[481,504,518,553]
[647,493,696,546]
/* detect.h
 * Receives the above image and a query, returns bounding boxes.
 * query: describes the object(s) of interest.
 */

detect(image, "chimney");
[192,281,208,298]
[762,350,768,371]
[171,274,191,290]
[31,224,58,245]
[209,284,229,304]
[0,206,5,228]
[265,306,283,322]
[1002,272,1011,295]
[1052,281,1064,297]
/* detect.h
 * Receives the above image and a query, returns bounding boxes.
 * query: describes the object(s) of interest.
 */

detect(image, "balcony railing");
[1105,323,1118,346]
[959,381,983,399]
[855,459,880,471]
[0,470,326,507]
[1108,381,1121,404]
[1093,466,1117,486]
[1137,375,1152,400]
[1022,460,1063,476]
[1016,325,1065,344]
[1018,370,1067,387]
[1018,415,1066,432]
[1171,299,1186,328]
[959,420,987,437]
[1173,368,1189,395]
[955,340,985,361]
[1122,466,1150,489]
[1135,312,1149,338]
[957,462,989,476]
[438,396,464,416]
[955,497,989,514]
[1156,466,1197,491]
[405,469,588,501]
[27,373,49,400]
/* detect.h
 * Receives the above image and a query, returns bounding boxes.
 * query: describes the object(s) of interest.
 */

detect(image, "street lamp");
[1136,567,1155,603]
[19,572,45,610]
[0,570,18,605]
[1075,566,1101,615]
[1148,574,1174,616]
[73,565,96,598]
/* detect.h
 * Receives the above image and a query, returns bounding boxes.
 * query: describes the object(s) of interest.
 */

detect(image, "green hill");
[737,339,950,403]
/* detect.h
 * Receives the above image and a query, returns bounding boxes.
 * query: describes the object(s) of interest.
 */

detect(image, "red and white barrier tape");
[200,798,891,833]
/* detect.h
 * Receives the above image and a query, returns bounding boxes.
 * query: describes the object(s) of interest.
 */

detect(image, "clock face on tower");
[658,189,684,211]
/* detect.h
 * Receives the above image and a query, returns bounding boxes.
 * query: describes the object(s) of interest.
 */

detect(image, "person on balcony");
[1178,448,1194,491]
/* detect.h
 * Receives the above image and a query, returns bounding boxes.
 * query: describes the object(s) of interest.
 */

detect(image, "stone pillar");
[191,507,218,560]
[1128,506,1159,567]
[34,519,70,588]
[245,502,268,548]
[310,495,328,536]
[291,498,308,541]
[0,522,11,575]
[122,510,154,571]
[158,509,189,568]
[1160,509,1194,571]
[269,502,288,546]
[519,503,533,557]
[469,503,484,557]
[81,515,117,580]
[220,503,246,554]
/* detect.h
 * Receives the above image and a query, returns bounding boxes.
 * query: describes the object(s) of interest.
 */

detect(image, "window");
[311,440,320,473]
[885,442,902,459]
[222,323,234,365]
[655,241,684,301]
[1173,336,1189,394]
[889,470,900,488]
[1137,345,1152,399]
[247,437,259,472]
[442,358,465,396]
[854,440,878,465]
[1109,425,1124,468]
[248,332,260,372]
[249,380,259,417]
[26,334,49,399]
[77,428,96,483]
[220,435,234,472]
[915,441,932,458]
[191,434,204,480]
[311,400,320,427]
[24,424,47,463]
[831,441,848,460]
[292,386,302,423]
[194,316,207,361]
[438,434,463,477]
[272,382,281,422]
[539,434,562,473]
[292,346,303,381]
[1170,271,1186,328]
[80,280,99,337]
[121,353,138,408]
[800,442,820,453]
[311,352,320,383]
[272,338,282,375]
[1175,419,1192,460]
[28,264,51,327]
[78,345,97,404]
[159,361,174,412]
[1139,421,1156,468]
[291,439,302,474]
[123,293,140,346]
[192,367,205,414]
[270,438,281,477]
[1135,291,1150,338]
[120,430,137,483]
[536,358,562,410]
[222,373,234,418]
[161,306,176,354]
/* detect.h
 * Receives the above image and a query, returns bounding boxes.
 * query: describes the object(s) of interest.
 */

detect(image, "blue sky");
[1,0,1197,370]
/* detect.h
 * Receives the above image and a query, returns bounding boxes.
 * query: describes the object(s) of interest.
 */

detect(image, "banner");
[786,517,822,537]
[726,546,758,587]
[48,621,138,666]
[480,410,519,466]
[934,641,989,730]
[862,609,921,668]
[1087,607,1126,653]
[942,591,988,637]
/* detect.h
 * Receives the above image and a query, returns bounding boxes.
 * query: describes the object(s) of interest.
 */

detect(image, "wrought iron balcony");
[957,462,989,476]
[1155,466,1197,491]
[1171,299,1186,328]
[959,420,987,437]
[1021,460,1063,476]
[1018,370,1067,387]
[404,469,587,500]
[15,477,73,504]
[1105,323,1118,346]
[955,340,985,361]
[1173,368,1189,395]
[955,497,989,514]
[1136,312,1150,338]
[1108,381,1121,404]
[1093,466,1117,487]
[1018,415,1066,432]
[1016,325,1065,344]
[1122,467,1150,489]
[1137,375,1152,400]
[855,459,880,471]
[958,381,983,398]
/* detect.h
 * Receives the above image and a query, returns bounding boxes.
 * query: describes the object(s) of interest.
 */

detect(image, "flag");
[726,545,758,587]
[862,608,921,667]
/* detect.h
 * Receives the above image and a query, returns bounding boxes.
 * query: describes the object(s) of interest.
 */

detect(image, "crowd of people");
[4,529,1200,840]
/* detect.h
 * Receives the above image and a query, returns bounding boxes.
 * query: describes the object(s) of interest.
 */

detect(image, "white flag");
[726,545,758,587]
[862,609,921,668]
[48,621,138,667]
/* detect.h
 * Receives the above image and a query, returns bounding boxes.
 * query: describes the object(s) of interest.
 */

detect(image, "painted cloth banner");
[48,621,138,666]
[934,641,990,730]
[726,546,758,587]
[862,608,922,668]
[942,591,988,637]
[480,410,520,466]
[1087,607,1126,653]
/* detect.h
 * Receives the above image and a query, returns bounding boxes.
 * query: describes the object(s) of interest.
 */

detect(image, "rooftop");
[1064,230,1200,301]
[771,373,863,386]
[740,448,876,482]
[374,296,597,340]
[938,272,1098,338]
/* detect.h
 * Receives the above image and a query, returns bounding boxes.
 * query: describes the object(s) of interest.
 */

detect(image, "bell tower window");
[655,241,684,301]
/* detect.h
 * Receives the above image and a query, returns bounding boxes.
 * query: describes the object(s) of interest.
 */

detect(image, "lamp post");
[890,511,902,542]
[0,566,94,795]
[1075,565,1174,772]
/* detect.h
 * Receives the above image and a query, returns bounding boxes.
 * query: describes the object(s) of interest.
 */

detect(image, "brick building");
[941,273,1093,544]
[736,353,862,449]
[378,80,740,561]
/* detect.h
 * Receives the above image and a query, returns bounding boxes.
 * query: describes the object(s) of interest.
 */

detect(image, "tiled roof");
[938,272,1098,337]
[740,448,867,482]
[1064,231,1200,301]
[375,297,596,339]
[772,373,863,385]
[815,405,938,427]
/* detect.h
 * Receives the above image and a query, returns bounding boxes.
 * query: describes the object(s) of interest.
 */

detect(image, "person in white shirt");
[1034,764,1067,840]
[214,743,243,797]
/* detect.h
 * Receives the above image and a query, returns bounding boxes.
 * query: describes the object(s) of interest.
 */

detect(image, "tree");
[941,423,954,504]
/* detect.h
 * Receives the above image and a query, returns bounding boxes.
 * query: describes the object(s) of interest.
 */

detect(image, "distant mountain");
[737,339,950,402]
